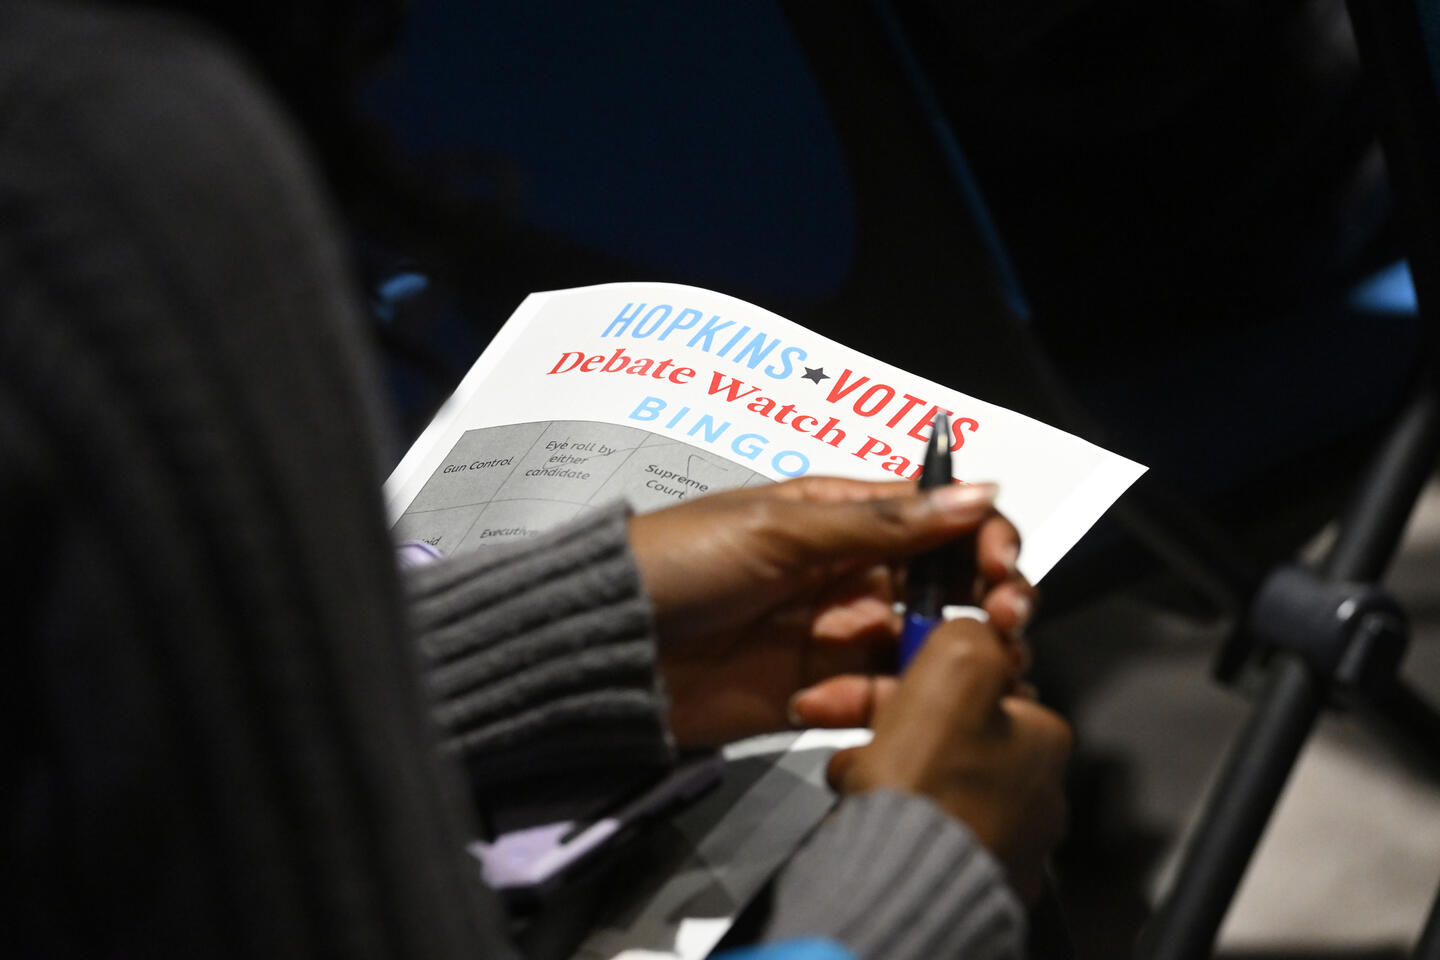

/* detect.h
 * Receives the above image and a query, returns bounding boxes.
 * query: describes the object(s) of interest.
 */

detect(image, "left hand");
[628,476,1035,748]
[824,618,1071,902]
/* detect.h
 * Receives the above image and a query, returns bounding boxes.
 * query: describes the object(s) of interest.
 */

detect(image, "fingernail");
[1008,593,1032,632]
[928,482,997,514]
[998,541,1020,577]
[786,691,809,728]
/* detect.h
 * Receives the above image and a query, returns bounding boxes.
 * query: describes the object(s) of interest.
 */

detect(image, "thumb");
[888,619,1019,733]
[777,483,997,569]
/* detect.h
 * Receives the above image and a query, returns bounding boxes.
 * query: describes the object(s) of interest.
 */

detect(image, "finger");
[803,636,894,690]
[981,577,1036,640]
[769,475,918,504]
[810,565,900,642]
[897,619,1019,730]
[976,514,1022,584]
[810,595,899,644]
[789,674,899,729]
[710,476,916,506]
[768,482,998,570]
[803,570,899,681]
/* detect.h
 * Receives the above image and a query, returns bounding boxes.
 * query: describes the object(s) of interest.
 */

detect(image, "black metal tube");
[1323,379,1440,584]
[1138,653,1325,960]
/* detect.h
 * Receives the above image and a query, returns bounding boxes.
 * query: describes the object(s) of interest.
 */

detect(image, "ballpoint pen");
[897,413,1076,958]
[897,411,976,670]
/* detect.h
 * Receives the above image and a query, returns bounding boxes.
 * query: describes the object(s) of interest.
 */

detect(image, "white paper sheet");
[386,282,1145,582]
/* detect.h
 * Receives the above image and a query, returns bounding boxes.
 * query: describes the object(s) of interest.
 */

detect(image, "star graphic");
[801,366,830,385]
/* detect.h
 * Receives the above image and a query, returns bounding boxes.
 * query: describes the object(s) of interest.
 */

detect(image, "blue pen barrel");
[898,611,941,670]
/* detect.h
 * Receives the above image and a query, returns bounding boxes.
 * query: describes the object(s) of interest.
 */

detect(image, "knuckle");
[776,475,819,500]
[740,497,786,538]
[861,495,914,537]
[987,512,1021,541]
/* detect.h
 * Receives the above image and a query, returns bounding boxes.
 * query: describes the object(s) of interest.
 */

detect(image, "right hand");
[825,618,1072,902]
[629,476,1034,748]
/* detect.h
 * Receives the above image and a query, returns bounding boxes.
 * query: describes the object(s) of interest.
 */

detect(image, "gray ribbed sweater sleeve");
[404,502,674,787]
[765,789,1026,960]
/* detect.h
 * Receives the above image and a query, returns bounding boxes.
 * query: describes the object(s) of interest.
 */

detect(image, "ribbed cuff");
[404,502,674,787]
[764,789,1025,960]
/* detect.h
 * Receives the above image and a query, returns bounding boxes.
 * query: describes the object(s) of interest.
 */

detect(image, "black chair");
[1134,3,1440,957]
[776,3,1440,956]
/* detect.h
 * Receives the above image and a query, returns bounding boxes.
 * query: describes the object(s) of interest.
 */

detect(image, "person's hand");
[627,476,1034,748]
[824,618,1072,902]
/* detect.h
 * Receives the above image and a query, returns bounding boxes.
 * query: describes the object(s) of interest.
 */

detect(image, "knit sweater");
[0,2,1021,957]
